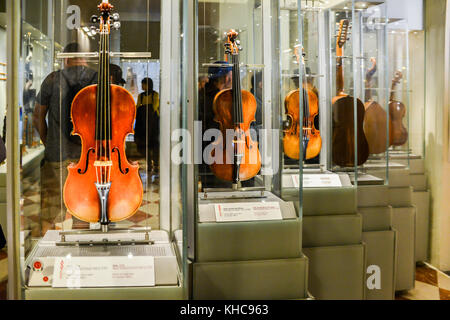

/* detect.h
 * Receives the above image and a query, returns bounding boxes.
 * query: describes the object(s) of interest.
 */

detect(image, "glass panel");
[0,0,8,266]
[409,29,425,159]
[297,0,359,190]
[197,0,268,192]
[354,1,389,185]
[387,18,410,167]
[13,0,185,297]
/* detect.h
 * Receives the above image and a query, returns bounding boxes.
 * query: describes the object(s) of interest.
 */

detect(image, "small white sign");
[52,256,155,288]
[214,202,283,223]
[292,174,342,188]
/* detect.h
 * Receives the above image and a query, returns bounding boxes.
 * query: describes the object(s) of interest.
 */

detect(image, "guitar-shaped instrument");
[389,71,408,146]
[64,0,143,227]
[363,58,388,154]
[332,19,369,167]
[284,47,321,160]
[209,30,261,189]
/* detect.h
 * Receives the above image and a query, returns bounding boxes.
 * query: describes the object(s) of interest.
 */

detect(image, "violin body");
[332,95,369,167]
[209,89,261,182]
[364,100,388,154]
[63,84,143,223]
[389,100,408,146]
[331,19,369,167]
[284,88,321,160]
[388,71,408,147]
[363,58,388,155]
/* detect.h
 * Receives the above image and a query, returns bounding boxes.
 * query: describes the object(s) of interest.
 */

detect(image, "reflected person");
[135,77,160,173]
[33,42,97,233]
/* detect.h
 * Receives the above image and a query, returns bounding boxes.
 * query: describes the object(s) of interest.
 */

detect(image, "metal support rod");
[6,0,22,300]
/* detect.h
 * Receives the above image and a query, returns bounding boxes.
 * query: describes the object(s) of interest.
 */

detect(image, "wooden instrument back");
[332,20,369,167]
[363,58,388,155]
[389,71,408,146]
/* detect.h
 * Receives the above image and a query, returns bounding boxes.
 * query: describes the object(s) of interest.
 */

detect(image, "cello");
[332,19,369,167]
[284,47,321,160]
[389,71,408,146]
[209,30,261,189]
[63,0,143,228]
[363,58,388,155]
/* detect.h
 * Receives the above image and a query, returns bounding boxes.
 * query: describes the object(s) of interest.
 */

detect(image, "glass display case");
[183,0,308,300]
[289,0,391,187]
[6,0,187,299]
[387,11,425,167]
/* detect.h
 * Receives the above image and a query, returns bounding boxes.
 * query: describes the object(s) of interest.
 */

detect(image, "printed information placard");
[52,256,155,288]
[292,174,342,188]
[214,202,283,223]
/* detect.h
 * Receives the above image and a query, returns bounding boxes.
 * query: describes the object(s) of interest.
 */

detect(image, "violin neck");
[96,30,112,141]
[336,46,345,95]
[390,80,397,101]
[300,59,310,121]
[231,54,243,126]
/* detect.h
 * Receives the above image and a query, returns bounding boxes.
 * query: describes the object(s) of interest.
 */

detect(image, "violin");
[64,0,143,227]
[389,71,408,146]
[209,30,261,188]
[284,47,321,161]
[363,58,388,155]
[332,19,369,167]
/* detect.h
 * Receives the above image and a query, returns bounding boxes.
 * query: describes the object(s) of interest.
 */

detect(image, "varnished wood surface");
[63,85,143,223]
[283,89,322,160]
[332,96,369,167]
[208,89,261,182]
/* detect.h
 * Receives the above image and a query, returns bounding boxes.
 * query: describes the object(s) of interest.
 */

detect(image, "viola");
[284,48,321,160]
[63,0,143,226]
[363,58,388,155]
[332,19,369,167]
[389,71,408,146]
[209,30,261,188]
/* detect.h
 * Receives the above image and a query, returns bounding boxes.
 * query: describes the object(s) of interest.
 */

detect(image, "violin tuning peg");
[91,15,99,24]
[112,13,120,21]
[113,21,121,30]
[236,40,241,45]
[239,47,243,51]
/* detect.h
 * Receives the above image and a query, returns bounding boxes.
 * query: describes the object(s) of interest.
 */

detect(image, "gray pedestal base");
[303,244,366,300]
[192,256,309,300]
[25,286,184,300]
[362,230,397,300]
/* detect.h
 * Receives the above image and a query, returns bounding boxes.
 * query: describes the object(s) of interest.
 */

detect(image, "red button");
[33,261,42,270]
[43,276,49,282]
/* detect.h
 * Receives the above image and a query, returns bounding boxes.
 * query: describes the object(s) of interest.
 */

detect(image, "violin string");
[107,21,111,184]
[101,23,106,184]
[104,23,108,184]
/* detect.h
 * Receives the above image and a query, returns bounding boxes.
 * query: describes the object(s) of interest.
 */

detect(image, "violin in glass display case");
[63,0,143,227]
[389,71,408,147]
[332,19,369,167]
[208,30,261,189]
[284,48,321,161]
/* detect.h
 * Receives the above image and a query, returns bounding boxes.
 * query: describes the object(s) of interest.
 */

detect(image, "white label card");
[292,174,342,188]
[52,256,155,288]
[214,202,283,223]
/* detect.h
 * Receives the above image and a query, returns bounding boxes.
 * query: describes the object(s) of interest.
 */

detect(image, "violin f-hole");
[112,147,129,174]
[77,148,95,174]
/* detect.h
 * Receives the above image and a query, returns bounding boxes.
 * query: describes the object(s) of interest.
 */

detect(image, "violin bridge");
[94,160,113,167]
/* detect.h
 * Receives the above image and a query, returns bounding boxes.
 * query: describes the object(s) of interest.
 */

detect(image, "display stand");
[409,157,430,263]
[24,230,183,300]
[358,185,397,300]
[191,191,308,300]
[287,177,366,300]
[368,164,416,292]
